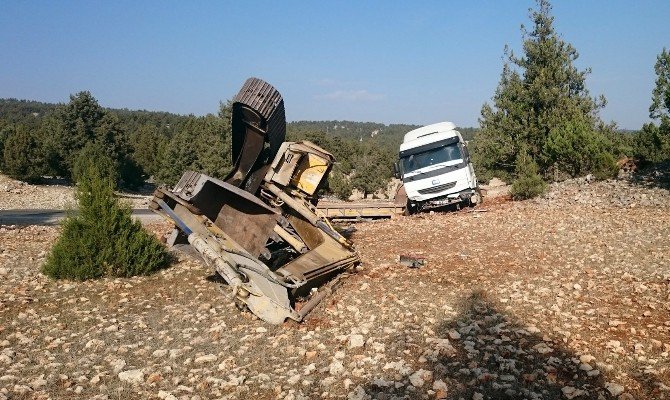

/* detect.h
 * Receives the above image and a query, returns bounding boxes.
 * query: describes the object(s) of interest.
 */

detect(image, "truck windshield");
[400,143,462,174]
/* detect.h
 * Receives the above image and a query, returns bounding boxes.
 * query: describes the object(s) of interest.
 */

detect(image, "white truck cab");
[395,121,479,213]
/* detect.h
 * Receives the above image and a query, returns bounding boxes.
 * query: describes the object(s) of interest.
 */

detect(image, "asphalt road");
[0,208,162,226]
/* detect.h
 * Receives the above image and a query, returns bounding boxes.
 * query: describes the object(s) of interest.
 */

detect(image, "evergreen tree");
[156,126,198,184]
[129,124,167,178]
[326,167,354,200]
[72,142,118,185]
[45,92,144,187]
[95,113,144,188]
[43,159,170,280]
[49,92,106,176]
[155,107,233,185]
[0,122,10,170]
[350,142,393,198]
[636,48,670,162]
[510,148,547,200]
[192,114,231,178]
[543,116,618,180]
[636,123,667,163]
[2,125,44,182]
[650,48,670,120]
[473,0,616,187]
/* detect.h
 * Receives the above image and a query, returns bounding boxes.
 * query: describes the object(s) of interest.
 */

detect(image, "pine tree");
[43,159,170,280]
[636,48,670,162]
[155,111,233,185]
[0,122,11,170]
[473,0,616,187]
[650,48,670,120]
[350,142,393,198]
[510,148,546,200]
[42,92,144,186]
[155,119,200,185]
[2,125,44,182]
[192,114,231,178]
[327,168,353,200]
[49,92,105,176]
[72,142,118,185]
[129,124,167,178]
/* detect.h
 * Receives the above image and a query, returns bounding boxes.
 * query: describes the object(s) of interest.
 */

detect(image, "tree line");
[0,97,406,199]
[0,94,231,189]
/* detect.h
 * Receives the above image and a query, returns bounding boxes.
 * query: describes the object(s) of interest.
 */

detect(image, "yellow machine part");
[290,153,329,196]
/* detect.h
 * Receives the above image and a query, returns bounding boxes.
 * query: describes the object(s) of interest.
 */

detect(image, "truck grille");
[418,181,456,195]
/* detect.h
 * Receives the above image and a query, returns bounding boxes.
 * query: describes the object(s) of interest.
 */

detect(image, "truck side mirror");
[462,144,470,162]
[393,162,400,178]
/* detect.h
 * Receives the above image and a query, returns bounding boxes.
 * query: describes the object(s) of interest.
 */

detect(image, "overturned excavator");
[149,78,360,324]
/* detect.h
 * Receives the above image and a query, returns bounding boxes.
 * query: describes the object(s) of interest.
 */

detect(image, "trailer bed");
[317,201,405,220]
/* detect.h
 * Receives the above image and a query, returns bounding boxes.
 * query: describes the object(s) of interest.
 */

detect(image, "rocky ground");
[1,172,669,400]
[0,175,150,210]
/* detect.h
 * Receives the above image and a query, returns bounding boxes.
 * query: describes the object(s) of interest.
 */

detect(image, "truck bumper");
[413,188,477,211]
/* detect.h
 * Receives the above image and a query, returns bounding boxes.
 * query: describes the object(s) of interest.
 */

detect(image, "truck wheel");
[469,188,483,207]
[404,202,417,216]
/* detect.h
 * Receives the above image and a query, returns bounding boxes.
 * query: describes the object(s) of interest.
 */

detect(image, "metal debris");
[398,254,426,268]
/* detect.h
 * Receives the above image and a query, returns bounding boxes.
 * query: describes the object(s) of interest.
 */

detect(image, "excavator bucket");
[150,78,360,324]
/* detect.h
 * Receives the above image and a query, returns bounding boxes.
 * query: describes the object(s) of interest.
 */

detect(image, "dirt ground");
[0,173,669,400]
[0,175,150,210]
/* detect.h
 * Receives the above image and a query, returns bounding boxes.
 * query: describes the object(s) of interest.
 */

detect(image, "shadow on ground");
[39,176,158,194]
[360,290,647,400]
[124,181,158,196]
[630,160,670,190]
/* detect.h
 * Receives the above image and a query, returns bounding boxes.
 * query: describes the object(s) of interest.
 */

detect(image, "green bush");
[591,151,619,181]
[43,160,170,280]
[327,170,353,200]
[510,151,547,200]
[72,142,118,185]
[2,125,44,182]
[510,174,547,200]
[543,119,619,180]
[634,121,670,163]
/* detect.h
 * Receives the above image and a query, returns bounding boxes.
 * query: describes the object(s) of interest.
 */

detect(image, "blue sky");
[1,1,668,129]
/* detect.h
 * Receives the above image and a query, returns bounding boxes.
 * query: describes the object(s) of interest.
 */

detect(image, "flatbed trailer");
[316,201,405,220]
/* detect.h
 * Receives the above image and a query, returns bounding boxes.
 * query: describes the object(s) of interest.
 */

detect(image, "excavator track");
[233,77,286,160]
[229,78,286,190]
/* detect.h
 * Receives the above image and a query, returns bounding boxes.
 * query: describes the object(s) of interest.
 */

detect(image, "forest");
[0,97,429,198]
[0,1,668,201]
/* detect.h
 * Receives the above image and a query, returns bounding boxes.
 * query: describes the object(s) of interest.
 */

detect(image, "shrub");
[634,121,670,163]
[2,125,44,182]
[72,142,118,185]
[510,174,547,200]
[510,151,547,200]
[43,160,170,280]
[327,170,353,200]
[591,151,619,181]
[543,119,619,180]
